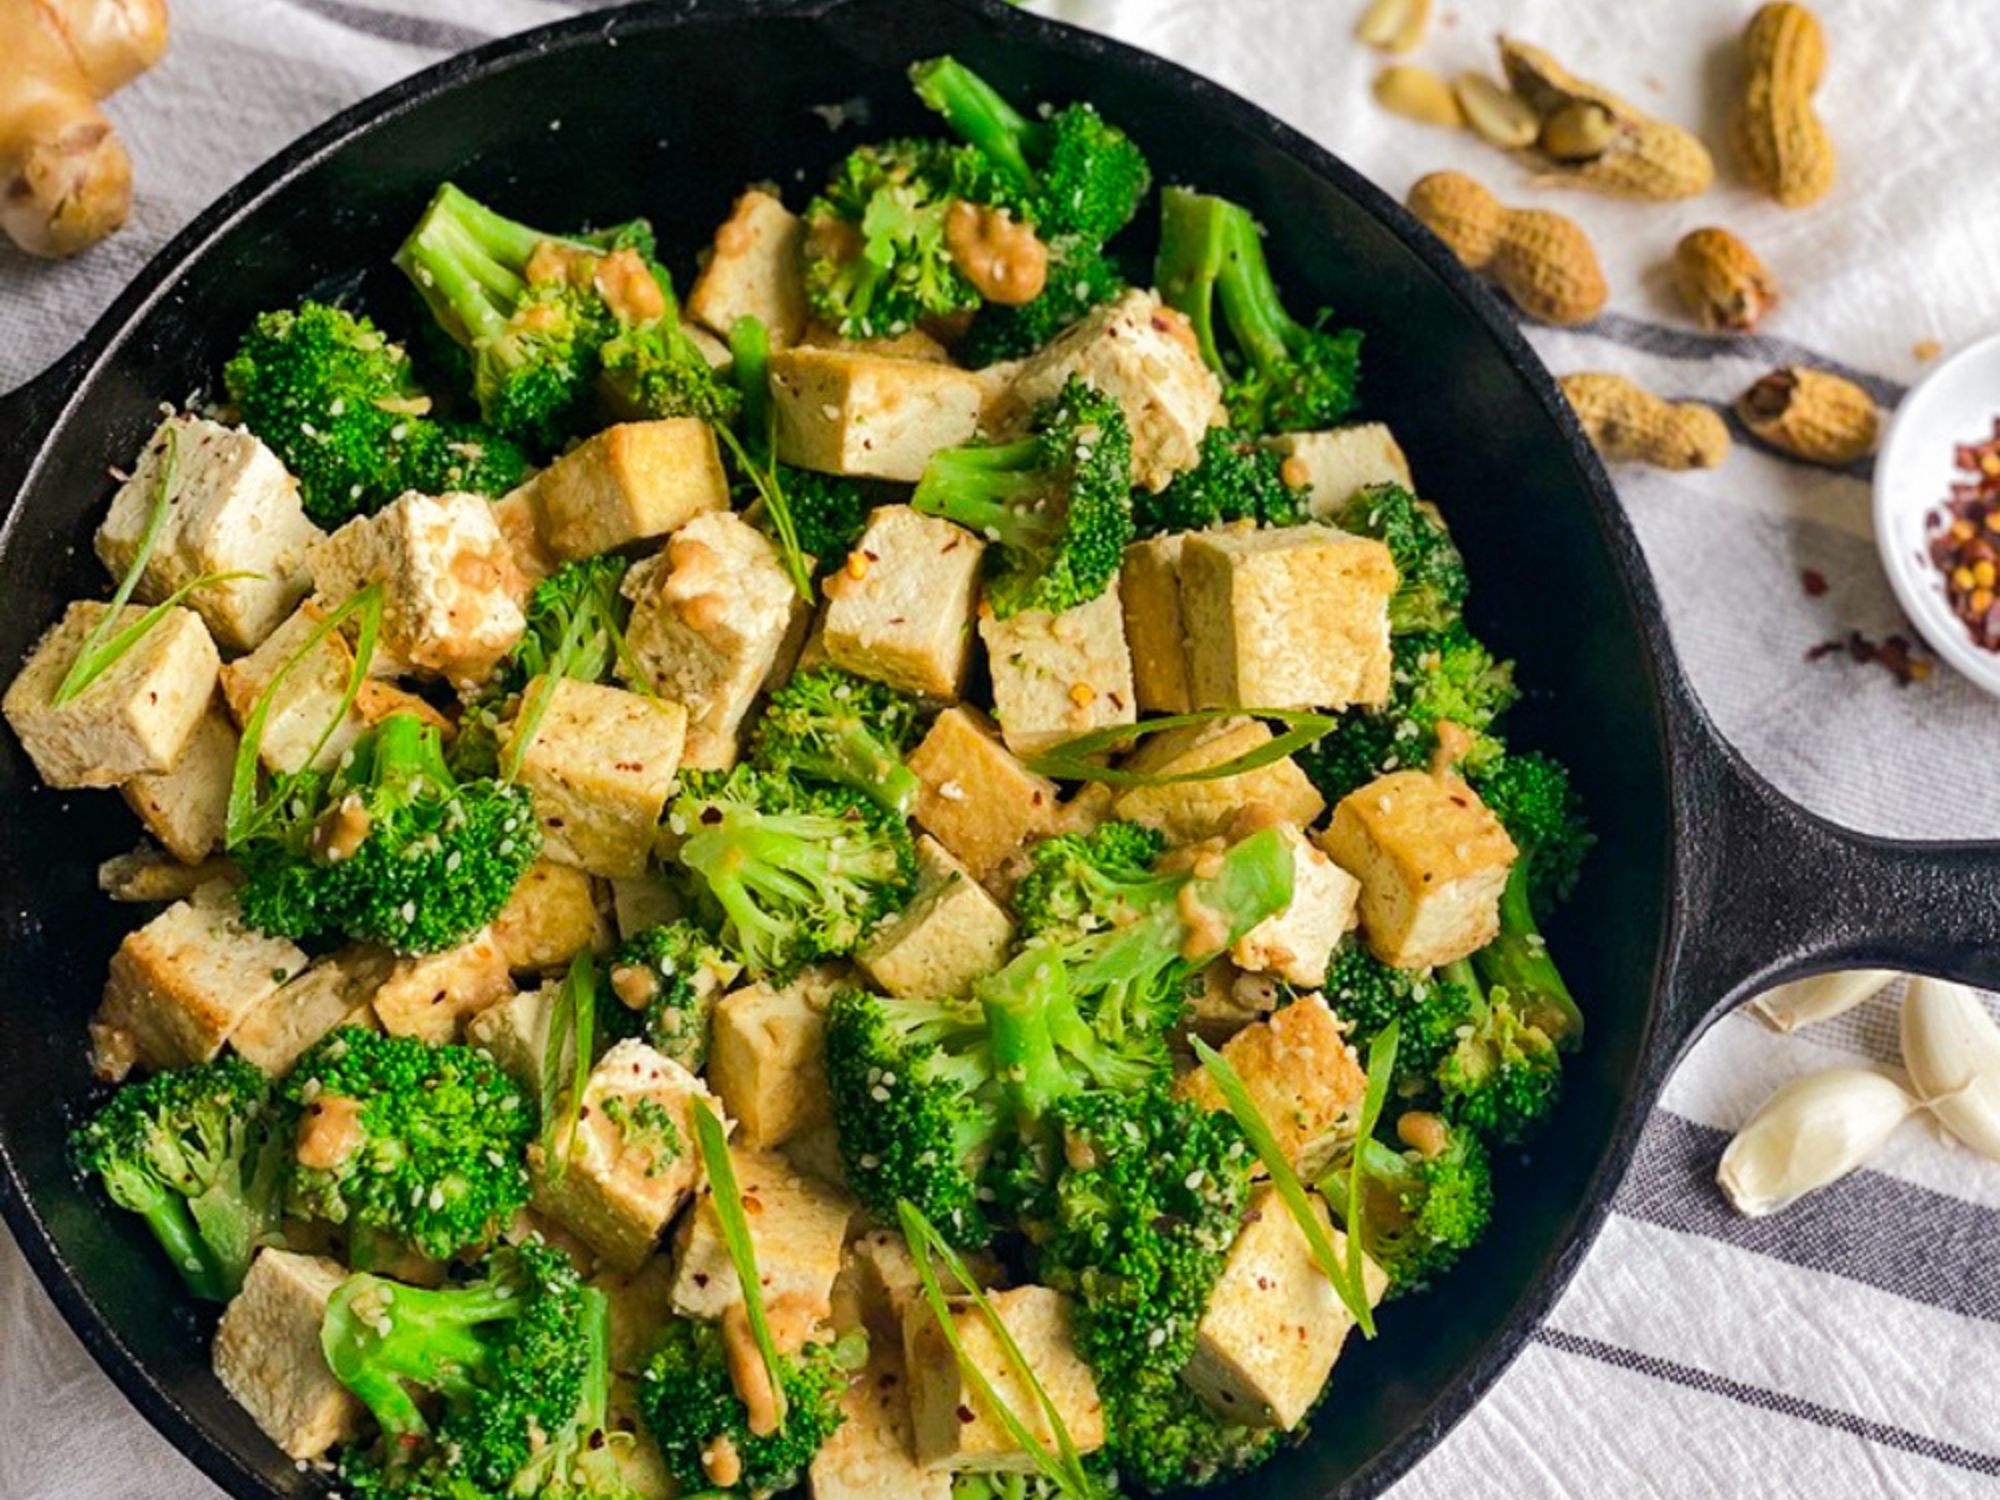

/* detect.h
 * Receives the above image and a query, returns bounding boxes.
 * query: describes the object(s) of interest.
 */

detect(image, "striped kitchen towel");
[6,1,2000,1496]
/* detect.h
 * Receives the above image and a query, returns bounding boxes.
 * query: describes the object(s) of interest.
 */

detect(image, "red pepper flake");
[1926,419,2000,649]
[1805,629,1932,686]
[1800,568,1829,597]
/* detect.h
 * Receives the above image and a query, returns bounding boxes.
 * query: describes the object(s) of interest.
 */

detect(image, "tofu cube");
[670,1148,851,1324]
[620,513,805,769]
[217,601,365,775]
[95,416,321,651]
[1110,718,1324,845]
[708,970,839,1149]
[860,837,1015,998]
[687,189,809,349]
[1179,524,1396,712]
[212,1249,362,1460]
[907,706,1059,881]
[94,882,306,1073]
[232,949,389,1077]
[904,1285,1106,1471]
[1119,534,1192,713]
[610,876,683,940]
[1183,1185,1386,1431]
[490,859,609,973]
[536,420,731,561]
[770,348,986,482]
[1005,290,1223,492]
[845,1228,927,1337]
[120,702,236,863]
[1319,770,1517,969]
[1177,993,1366,1176]
[1231,826,1360,989]
[980,587,1137,757]
[530,1040,720,1270]
[503,677,688,878]
[3,601,220,789]
[819,505,985,700]
[810,1331,950,1500]
[1265,424,1414,520]
[592,1254,680,1375]
[490,480,558,590]
[369,927,516,1042]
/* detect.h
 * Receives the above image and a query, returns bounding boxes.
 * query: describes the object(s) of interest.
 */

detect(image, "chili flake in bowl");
[1928,424,2000,648]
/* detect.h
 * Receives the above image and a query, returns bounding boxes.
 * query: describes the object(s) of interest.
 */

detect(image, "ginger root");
[1,0,168,258]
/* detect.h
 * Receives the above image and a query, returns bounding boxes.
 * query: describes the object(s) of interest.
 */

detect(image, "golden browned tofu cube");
[490,859,609,973]
[670,1147,852,1323]
[687,189,809,348]
[489,480,558,591]
[859,836,1015,998]
[1004,290,1222,492]
[3,601,219,789]
[535,420,731,560]
[212,1249,363,1460]
[530,1040,720,1270]
[1319,770,1517,969]
[93,882,306,1074]
[770,349,986,482]
[1231,826,1360,990]
[1119,534,1192,713]
[904,1285,1106,1471]
[820,505,985,700]
[1265,423,1413,519]
[231,949,388,1077]
[810,1326,951,1500]
[1183,1185,1386,1430]
[1110,718,1324,844]
[1177,993,1365,1176]
[908,706,1060,882]
[369,927,516,1043]
[708,970,840,1149]
[218,601,366,776]
[1180,525,1396,711]
[980,587,1137,757]
[120,702,236,863]
[503,677,688,879]
[620,513,807,769]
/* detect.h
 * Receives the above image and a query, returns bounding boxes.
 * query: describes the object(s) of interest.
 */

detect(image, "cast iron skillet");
[3,1,1999,1496]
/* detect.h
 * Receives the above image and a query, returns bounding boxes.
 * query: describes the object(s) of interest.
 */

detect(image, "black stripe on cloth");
[280,0,496,52]
[1614,1110,2000,1325]
[1534,1326,2000,1478]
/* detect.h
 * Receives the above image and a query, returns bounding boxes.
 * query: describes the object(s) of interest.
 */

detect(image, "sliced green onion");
[224,585,383,849]
[1345,1022,1399,1308]
[1190,1034,1377,1337]
[719,314,812,602]
[696,1098,789,1431]
[898,1200,1098,1500]
[53,568,261,709]
[540,951,599,1185]
[1025,708,1336,786]
[499,596,596,782]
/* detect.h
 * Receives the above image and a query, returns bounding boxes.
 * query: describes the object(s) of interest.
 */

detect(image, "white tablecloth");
[8,1,2000,1495]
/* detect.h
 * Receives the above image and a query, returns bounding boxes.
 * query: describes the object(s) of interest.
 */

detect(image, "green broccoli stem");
[366,711,452,809]
[576,1286,613,1432]
[396,185,545,349]
[913,441,1060,555]
[130,1188,231,1303]
[808,726,922,817]
[1474,859,1584,1048]
[981,948,1086,1129]
[910,57,1037,188]
[322,1273,511,1446]
[1215,204,1303,378]
[1154,187,1233,370]
[731,314,775,465]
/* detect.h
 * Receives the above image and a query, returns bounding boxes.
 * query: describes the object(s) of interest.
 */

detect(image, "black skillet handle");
[1658,715,2000,1054]
[0,347,89,521]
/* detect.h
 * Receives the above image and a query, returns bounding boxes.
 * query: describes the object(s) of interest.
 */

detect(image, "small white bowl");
[1874,331,2000,695]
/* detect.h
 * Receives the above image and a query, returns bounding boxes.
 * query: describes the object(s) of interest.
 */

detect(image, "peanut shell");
[1733,2,1835,207]
[1737,367,1878,466]
[1562,372,1730,470]
[1672,227,1779,333]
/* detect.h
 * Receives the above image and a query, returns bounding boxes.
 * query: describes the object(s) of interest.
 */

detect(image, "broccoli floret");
[1298,626,1518,805]
[1156,186,1362,435]
[910,57,1151,243]
[281,1028,535,1260]
[323,1244,594,1496]
[395,182,669,451]
[603,919,740,1072]
[638,1317,854,1494]
[803,140,984,339]
[1134,425,1307,537]
[236,711,541,954]
[1321,941,1476,1093]
[1010,820,1170,941]
[671,766,917,980]
[773,466,892,565]
[597,292,742,427]
[912,375,1134,618]
[223,300,529,528]
[957,238,1126,368]
[68,1057,284,1302]
[1434,959,1561,1144]
[1103,1374,1280,1492]
[1468,751,1591,1048]
[1333,483,1468,635]
[1321,1113,1493,1296]
[748,666,925,816]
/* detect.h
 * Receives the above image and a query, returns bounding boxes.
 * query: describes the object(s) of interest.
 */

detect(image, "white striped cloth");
[7,1,2000,1496]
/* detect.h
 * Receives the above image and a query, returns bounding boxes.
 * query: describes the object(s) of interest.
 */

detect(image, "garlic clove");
[1717,1068,1917,1217]
[1749,969,1899,1033]
[1899,976,2000,1162]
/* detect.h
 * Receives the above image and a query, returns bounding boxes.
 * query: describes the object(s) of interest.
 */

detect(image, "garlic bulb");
[1749,970,1899,1033]
[1899,976,2000,1162]
[1717,1068,1917,1217]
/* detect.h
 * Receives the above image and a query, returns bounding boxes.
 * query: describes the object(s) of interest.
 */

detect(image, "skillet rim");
[0,1,1693,1495]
